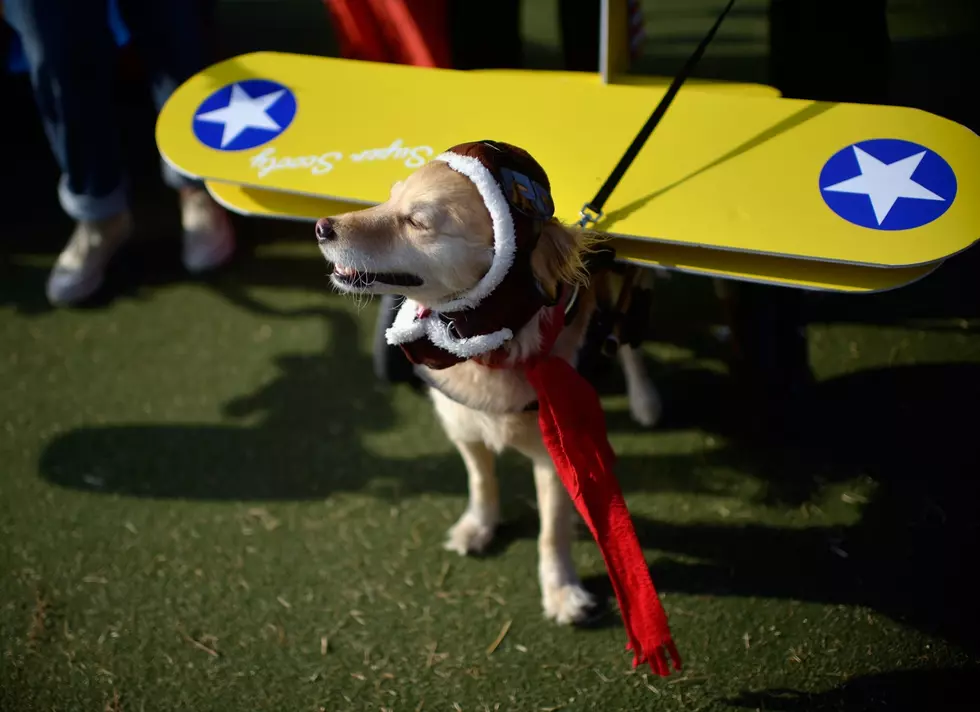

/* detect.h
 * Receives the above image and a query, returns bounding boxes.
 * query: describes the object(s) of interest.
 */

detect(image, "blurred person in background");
[3,0,234,307]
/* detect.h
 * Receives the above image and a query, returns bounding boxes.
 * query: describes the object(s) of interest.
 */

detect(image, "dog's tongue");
[523,355,681,676]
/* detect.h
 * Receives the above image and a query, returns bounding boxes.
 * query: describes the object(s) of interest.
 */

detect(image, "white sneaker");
[46,211,134,306]
[179,187,235,273]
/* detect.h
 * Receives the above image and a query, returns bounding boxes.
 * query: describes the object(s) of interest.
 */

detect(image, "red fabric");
[322,0,451,68]
[524,356,681,676]
[374,0,450,68]
[479,303,680,675]
[323,0,391,63]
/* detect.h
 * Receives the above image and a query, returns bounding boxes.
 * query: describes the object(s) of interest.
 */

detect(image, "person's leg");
[117,0,235,272]
[5,0,135,305]
[6,0,126,217]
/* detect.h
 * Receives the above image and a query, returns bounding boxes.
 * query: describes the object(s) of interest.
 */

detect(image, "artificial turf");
[2,1,980,710]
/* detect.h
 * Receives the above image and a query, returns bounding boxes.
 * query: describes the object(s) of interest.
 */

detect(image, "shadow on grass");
[579,359,980,657]
[725,665,979,711]
[34,298,470,502]
[35,289,980,651]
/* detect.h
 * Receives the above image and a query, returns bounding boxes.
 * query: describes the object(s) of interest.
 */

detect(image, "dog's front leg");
[532,456,596,624]
[443,439,499,555]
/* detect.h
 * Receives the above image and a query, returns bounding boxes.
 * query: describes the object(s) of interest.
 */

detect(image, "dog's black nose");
[315,217,335,242]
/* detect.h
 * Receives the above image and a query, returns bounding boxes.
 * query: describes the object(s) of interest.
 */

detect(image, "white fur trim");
[385,298,513,358]
[429,151,516,312]
[385,299,427,345]
[424,321,513,358]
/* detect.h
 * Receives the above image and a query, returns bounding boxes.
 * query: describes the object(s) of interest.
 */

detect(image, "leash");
[578,0,737,229]
[577,0,738,356]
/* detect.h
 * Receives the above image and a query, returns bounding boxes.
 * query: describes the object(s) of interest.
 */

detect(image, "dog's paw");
[628,381,663,428]
[542,582,596,625]
[443,510,496,555]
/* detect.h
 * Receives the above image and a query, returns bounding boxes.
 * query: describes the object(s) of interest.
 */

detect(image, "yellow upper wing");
[157,52,979,268]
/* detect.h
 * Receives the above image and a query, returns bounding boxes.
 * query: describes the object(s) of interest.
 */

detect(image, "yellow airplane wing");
[157,52,979,268]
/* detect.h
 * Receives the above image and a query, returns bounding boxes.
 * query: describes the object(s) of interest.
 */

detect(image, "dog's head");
[315,155,594,307]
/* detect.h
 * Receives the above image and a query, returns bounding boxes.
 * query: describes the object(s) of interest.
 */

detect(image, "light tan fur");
[319,161,661,624]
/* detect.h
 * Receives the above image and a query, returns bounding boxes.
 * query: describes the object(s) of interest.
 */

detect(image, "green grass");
[4,229,980,710]
[3,1,980,709]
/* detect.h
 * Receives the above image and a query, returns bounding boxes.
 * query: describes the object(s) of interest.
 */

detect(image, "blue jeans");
[4,0,210,221]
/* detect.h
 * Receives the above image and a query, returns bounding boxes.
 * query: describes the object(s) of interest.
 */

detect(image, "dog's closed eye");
[401,203,439,232]
[401,213,428,230]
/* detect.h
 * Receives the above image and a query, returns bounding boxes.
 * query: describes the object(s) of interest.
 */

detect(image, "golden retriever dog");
[315,155,661,624]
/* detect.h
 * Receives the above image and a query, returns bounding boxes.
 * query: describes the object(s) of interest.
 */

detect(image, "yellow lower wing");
[206,181,938,293]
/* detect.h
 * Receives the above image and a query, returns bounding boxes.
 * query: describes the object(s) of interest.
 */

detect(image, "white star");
[823,146,945,225]
[195,84,286,148]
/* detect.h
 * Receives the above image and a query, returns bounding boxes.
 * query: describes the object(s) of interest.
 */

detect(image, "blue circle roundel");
[819,138,957,231]
[192,79,297,151]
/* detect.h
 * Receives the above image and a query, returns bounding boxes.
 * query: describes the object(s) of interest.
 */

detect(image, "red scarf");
[479,304,681,676]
